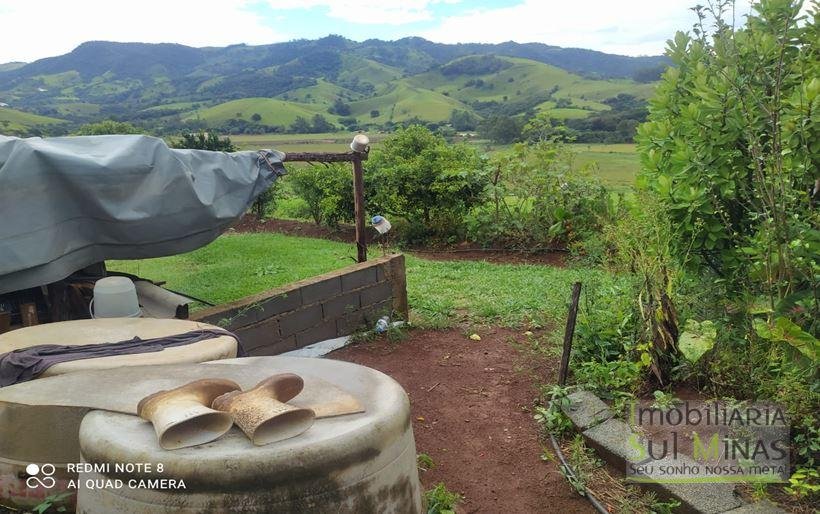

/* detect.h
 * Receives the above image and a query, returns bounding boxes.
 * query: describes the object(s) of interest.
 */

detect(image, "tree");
[251,113,262,122]
[171,132,236,152]
[370,110,380,118]
[449,110,478,131]
[75,120,141,135]
[310,114,335,133]
[637,1,818,381]
[478,115,523,144]
[289,164,353,227]
[638,0,817,297]
[329,98,351,116]
[289,116,312,133]
[366,125,488,230]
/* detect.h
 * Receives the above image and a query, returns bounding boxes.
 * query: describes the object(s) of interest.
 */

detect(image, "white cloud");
[264,0,457,25]
[420,0,756,56]
[0,0,286,63]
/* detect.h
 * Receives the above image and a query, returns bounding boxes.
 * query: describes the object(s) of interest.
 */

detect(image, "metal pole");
[558,282,582,386]
[352,155,367,263]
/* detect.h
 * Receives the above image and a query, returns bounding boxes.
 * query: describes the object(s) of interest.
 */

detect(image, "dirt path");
[331,327,593,514]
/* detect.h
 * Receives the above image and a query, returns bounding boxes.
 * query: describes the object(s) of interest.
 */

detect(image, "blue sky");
[0,0,761,63]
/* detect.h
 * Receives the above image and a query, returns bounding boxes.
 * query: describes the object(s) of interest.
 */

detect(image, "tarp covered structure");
[0,135,285,294]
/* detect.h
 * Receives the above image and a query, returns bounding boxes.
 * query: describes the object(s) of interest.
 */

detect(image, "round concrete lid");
[0,318,237,377]
[77,358,411,491]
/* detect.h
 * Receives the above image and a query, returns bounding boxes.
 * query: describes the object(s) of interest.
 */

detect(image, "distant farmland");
[231,133,639,189]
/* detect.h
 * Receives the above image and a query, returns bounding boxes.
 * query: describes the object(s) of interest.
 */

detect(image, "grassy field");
[231,132,387,153]
[231,133,640,188]
[184,98,328,127]
[570,143,639,189]
[0,106,64,133]
[108,233,616,327]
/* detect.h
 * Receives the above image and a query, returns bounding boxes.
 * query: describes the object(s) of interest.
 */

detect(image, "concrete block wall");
[192,254,408,356]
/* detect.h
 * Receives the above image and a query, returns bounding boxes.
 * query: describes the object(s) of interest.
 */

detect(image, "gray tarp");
[0,134,285,294]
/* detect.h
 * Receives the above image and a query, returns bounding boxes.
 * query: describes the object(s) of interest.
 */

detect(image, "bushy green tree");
[171,132,236,152]
[288,164,354,227]
[366,125,488,232]
[637,0,818,326]
[75,120,141,135]
[478,115,524,144]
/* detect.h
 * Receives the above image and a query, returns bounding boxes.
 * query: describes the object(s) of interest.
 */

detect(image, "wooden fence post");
[558,282,582,386]
[352,155,367,263]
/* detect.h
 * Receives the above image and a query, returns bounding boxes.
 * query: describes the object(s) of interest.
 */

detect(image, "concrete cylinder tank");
[76,357,422,513]
[0,319,238,511]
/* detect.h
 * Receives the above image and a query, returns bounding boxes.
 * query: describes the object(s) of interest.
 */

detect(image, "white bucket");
[90,277,141,318]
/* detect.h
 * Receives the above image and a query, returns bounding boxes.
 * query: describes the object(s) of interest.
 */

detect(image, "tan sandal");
[137,378,240,450]
[212,373,315,446]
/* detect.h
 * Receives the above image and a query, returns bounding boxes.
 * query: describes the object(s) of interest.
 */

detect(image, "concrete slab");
[582,418,646,468]
[562,390,613,430]
[629,454,742,513]
[723,501,788,514]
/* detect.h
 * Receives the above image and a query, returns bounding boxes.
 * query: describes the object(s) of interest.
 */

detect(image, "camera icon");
[25,463,56,489]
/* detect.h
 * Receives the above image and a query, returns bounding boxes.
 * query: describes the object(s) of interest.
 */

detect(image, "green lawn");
[108,233,616,327]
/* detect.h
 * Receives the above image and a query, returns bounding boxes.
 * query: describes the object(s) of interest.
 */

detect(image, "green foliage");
[650,390,681,411]
[417,453,435,472]
[424,483,461,514]
[601,193,683,384]
[288,164,353,227]
[784,467,819,499]
[75,119,141,135]
[366,125,488,240]
[753,316,818,361]
[478,115,524,143]
[563,434,603,493]
[637,0,818,327]
[171,131,237,151]
[678,319,717,363]
[534,385,574,436]
[32,492,73,513]
[466,140,609,249]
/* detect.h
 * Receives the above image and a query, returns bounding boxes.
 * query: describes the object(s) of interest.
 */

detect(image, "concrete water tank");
[75,357,422,513]
[0,318,238,378]
[0,319,238,511]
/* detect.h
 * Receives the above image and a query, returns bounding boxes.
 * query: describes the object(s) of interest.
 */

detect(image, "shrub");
[637,0,818,320]
[366,125,488,240]
[75,120,141,135]
[466,141,608,250]
[288,164,354,228]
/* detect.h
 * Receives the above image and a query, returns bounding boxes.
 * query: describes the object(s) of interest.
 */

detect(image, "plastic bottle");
[375,316,390,333]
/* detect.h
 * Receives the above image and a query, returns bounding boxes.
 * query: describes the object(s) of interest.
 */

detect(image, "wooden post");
[352,155,367,263]
[282,134,370,263]
[558,282,582,386]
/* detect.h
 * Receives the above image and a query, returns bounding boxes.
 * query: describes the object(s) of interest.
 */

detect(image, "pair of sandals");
[137,373,315,450]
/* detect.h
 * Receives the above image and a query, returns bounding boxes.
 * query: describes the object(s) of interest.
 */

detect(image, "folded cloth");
[0,328,242,387]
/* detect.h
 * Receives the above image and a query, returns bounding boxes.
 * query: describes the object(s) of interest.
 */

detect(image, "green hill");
[350,83,471,123]
[0,37,665,135]
[185,98,329,127]
[410,56,655,119]
[0,106,64,134]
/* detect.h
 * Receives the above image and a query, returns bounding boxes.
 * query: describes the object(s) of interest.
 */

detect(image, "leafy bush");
[171,131,236,151]
[75,120,142,135]
[466,141,608,250]
[637,0,818,322]
[288,164,354,228]
[366,125,488,241]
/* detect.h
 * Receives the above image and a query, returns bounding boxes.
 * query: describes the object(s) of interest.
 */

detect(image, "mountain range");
[0,36,667,135]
